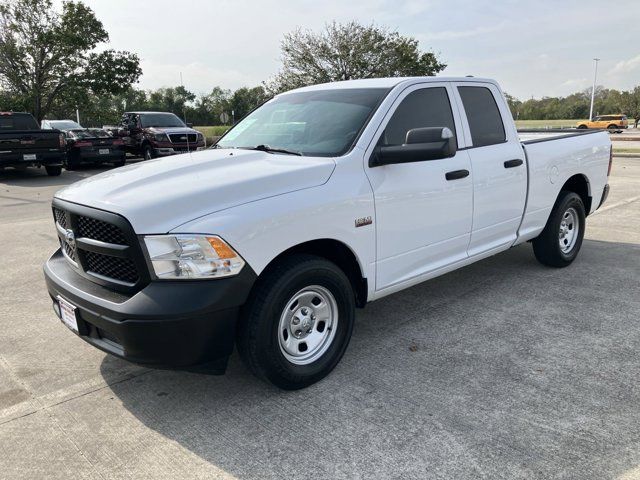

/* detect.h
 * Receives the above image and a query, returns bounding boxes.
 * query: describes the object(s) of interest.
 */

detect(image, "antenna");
[180,71,191,155]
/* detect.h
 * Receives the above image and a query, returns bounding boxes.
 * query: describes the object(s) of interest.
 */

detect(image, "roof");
[285,76,498,94]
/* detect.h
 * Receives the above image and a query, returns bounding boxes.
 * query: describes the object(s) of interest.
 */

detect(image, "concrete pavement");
[1,159,639,479]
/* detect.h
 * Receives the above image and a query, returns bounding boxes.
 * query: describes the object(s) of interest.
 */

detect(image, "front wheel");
[237,254,355,390]
[532,191,586,267]
[142,144,155,160]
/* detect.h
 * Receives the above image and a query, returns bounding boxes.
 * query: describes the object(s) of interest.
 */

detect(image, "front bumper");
[44,249,256,370]
[153,143,206,156]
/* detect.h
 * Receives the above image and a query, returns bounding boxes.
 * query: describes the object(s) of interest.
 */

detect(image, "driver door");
[365,83,473,291]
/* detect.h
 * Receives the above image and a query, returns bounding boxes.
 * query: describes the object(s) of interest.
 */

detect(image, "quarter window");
[458,86,506,148]
[379,87,456,146]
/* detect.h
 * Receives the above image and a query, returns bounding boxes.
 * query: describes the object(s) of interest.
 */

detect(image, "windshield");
[140,113,185,128]
[217,88,389,157]
[50,120,82,130]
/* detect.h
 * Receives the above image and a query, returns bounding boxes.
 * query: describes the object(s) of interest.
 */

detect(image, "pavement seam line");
[0,369,153,427]
[590,195,640,216]
[0,353,109,478]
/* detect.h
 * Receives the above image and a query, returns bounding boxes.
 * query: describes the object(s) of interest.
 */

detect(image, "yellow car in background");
[577,115,628,133]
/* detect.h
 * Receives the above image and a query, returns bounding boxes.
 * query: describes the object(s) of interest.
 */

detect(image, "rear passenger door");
[452,83,527,256]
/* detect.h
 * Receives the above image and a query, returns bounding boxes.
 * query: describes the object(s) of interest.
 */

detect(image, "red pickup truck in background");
[119,111,205,160]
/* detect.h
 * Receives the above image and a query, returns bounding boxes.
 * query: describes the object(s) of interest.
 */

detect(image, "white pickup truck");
[44,77,612,389]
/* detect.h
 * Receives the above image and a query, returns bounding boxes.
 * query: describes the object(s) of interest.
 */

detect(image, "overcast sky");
[82,0,640,100]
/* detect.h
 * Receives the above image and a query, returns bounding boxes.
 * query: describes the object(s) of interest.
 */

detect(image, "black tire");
[607,125,618,132]
[63,152,79,170]
[532,191,586,268]
[237,254,355,390]
[142,144,155,160]
[45,165,62,176]
[112,158,126,168]
[577,124,587,129]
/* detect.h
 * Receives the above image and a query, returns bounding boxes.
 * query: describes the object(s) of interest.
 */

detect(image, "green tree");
[504,92,522,119]
[266,21,446,94]
[147,86,196,119]
[620,87,640,128]
[228,86,268,120]
[0,0,141,121]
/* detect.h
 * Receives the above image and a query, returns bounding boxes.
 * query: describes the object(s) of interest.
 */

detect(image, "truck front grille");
[77,216,127,245]
[169,133,197,143]
[52,202,147,292]
[84,251,139,284]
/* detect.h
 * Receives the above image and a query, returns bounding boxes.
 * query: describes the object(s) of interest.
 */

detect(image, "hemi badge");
[355,216,372,228]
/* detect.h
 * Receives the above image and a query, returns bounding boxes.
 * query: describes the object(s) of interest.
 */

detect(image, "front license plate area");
[57,296,79,333]
[99,148,109,155]
[23,153,36,161]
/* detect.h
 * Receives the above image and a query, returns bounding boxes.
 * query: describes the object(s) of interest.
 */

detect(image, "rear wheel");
[45,165,62,176]
[607,124,618,133]
[237,254,355,390]
[532,191,586,267]
[577,124,588,129]
[112,157,126,168]
[63,152,79,170]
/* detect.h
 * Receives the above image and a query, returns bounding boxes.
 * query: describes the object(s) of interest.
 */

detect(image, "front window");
[140,113,186,128]
[216,88,389,157]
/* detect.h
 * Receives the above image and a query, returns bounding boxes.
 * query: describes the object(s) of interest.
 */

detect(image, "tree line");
[1,0,638,128]
[505,86,640,126]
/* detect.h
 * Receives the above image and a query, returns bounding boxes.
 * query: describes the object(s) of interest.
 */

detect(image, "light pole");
[589,58,600,121]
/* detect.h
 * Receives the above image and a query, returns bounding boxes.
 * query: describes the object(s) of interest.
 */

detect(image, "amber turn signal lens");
[206,236,236,259]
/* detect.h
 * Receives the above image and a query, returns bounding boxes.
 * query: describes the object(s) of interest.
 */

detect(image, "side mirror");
[369,127,457,167]
[186,122,193,128]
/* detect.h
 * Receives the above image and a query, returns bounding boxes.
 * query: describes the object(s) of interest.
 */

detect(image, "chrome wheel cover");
[278,285,338,365]
[559,207,579,254]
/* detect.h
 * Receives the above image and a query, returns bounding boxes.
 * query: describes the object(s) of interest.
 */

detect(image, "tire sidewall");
[552,193,586,262]
[255,262,355,387]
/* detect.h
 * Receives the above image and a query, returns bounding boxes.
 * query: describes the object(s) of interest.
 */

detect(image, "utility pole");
[589,58,600,121]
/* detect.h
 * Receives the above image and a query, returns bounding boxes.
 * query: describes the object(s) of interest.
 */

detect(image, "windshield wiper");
[245,144,302,156]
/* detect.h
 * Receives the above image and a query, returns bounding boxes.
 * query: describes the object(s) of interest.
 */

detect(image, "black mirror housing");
[369,127,457,167]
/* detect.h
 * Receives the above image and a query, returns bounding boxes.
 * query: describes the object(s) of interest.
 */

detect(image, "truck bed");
[518,128,603,144]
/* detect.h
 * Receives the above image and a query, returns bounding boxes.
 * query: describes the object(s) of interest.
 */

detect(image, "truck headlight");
[143,235,245,279]
[154,133,169,142]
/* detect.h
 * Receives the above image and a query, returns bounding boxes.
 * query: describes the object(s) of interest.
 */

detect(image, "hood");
[55,149,336,233]
[147,126,198,135]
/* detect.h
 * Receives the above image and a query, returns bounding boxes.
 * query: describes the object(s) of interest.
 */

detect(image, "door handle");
[445,169,470,181]
[504,159,523,168]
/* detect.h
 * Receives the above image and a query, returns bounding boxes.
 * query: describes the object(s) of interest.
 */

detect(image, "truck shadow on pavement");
[0,165,113,187]
[101,239,640,479]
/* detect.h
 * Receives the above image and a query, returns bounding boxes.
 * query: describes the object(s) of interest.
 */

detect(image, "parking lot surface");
[1,158,639,479]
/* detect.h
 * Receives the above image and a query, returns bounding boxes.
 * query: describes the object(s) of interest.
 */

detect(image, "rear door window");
[458,86,506,148]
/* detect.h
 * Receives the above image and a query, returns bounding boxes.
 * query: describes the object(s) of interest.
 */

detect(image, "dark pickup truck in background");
[120,111,205,160]
[0,112,66,176]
